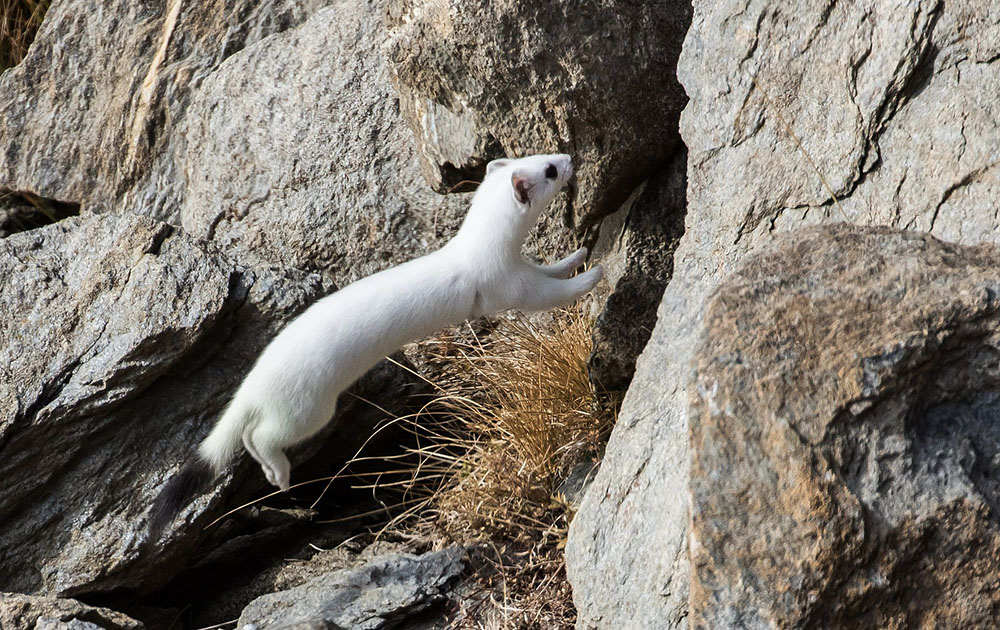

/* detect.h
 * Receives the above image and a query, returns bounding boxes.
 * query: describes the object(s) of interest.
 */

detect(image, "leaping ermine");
[149,154,602,538]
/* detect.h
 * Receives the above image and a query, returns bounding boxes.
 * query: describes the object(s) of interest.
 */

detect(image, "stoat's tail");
[198,398,255,473]
[148,400,256,541]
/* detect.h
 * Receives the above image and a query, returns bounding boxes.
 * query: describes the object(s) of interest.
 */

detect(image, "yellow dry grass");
[338,307,619,628]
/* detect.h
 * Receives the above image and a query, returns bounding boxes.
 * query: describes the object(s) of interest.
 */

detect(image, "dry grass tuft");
[1,0,49,71]
[337,307,619,628]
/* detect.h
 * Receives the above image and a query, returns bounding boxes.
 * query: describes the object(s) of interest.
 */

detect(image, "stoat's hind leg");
[246,424,292,490]
[260,447,291,491]
[243,430,278,487]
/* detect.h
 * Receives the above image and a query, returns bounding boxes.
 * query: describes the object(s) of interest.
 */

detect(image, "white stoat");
[149,153,602,537]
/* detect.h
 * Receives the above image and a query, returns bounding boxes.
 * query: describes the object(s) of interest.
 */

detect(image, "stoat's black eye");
[544,164,558,179]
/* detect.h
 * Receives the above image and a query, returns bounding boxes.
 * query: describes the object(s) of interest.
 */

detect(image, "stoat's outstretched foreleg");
[514,263,604,313]
[536,247,589,279]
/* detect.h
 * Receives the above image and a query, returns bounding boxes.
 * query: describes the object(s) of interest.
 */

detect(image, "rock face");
[0,0,472,288]
[237,548,466,629]
[0,0,328,219]
[0,213,253,596]
[0,593,143,630]
[691,225,1000,629]
[176,1,471,284]
[568,0,1000,627]
[386,0,692,229]
[587,147,686,393]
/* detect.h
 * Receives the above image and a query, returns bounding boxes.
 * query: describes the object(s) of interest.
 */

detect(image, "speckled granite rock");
[568,1,1000,627]
[691,225,1000,629]
[237,548,465,629]
[0,593,143,630]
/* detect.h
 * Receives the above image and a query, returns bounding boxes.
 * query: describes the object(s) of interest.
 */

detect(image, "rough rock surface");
[0,593,143,630]
[0,0,477,289]
[0,211,420,598]
[587,147,686,393]
[0,213,249,596]
[0,0,328,219]
[568,0,1000,627]
[176,1,472,284]
[386,0,692,229]
[691,225,1000,629]
[237,547,466,629]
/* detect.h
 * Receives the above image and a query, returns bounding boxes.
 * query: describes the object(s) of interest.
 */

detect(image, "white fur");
[198,153,603,490]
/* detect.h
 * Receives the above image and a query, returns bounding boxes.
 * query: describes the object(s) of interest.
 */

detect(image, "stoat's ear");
[511,172,533,205]
[486,158,511,177]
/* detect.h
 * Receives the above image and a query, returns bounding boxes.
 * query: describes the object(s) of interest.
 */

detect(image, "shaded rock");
[691,225,1000,629]
[386,0,692,229]
[0,593,143,629]
[176,0,472,285]
[0,212,413,598]
[0,212,250,595]
[568,0,1000,627]
[0,0,328,219]
[587,147,686,394]
[237,547,466,629]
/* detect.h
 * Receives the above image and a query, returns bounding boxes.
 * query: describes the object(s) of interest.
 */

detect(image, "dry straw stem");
[0,0,49,70]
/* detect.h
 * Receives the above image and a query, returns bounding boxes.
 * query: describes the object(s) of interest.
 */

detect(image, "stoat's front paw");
[563,247,589,278]
[579,264,603,291]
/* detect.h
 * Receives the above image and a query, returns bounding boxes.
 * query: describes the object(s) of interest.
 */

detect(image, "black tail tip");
[147,459,214,543]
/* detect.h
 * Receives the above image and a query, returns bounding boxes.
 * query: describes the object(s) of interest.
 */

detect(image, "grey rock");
[1,0,470,289]
[587,147,686,394]
[237,548,466,630]
[0,592,143,629]
[0,212,250,596]
[0,0,328,220]
[0,211,412,598]
[386,0,692,230]
[691,225,1000,629]
[568,0,1000,628]
[175,1,472,286]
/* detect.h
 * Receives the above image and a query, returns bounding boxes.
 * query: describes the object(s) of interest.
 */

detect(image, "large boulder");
[567,0,1000,627]
[175,1,471,284]
[0,213,253,596]
[0,0,473,287]
[0,0,328,219]
[691,225,1000,628]
[385,0,692,230]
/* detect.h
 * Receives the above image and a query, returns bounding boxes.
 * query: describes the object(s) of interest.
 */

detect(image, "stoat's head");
[454,153,574,253]
[483,154,574,215]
